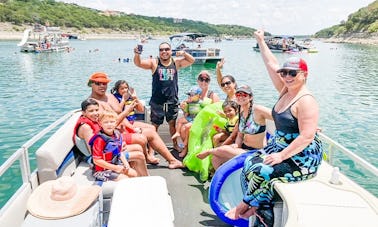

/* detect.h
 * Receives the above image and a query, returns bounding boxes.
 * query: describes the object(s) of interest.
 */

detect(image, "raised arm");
[174,50,195,69]
[216,58,225,86]
[254,30,284,92]
[133,46,155,71]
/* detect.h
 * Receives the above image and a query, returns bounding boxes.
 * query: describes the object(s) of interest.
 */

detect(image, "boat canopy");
[169,32,207,41]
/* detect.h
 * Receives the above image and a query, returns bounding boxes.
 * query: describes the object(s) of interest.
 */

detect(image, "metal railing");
[319,132,378,177]
[0,109,80,213]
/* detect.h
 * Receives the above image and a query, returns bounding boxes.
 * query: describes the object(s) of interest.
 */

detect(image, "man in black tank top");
[134,42,195,149]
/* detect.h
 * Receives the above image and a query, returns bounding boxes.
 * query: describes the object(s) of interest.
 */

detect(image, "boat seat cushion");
[36,111,81,183]
[273,162,378,227]
[22,198,101,227]
[72,161,117,199]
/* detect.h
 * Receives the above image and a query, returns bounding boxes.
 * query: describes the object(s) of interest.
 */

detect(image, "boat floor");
[148,123,231,226]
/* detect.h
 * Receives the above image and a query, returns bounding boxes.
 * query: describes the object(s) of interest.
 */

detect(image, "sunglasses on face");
[236,92,249,98]
[198,77,210,83]
[221,81,232,87]
[280,70,301,77]
[159,47,170,52]
[94,81,107,86]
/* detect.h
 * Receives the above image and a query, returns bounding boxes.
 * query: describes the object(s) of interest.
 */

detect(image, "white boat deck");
[274,162,378,227]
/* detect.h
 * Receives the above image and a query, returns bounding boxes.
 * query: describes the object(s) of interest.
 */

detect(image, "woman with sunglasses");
[196,85,271,170]
[216,58,237,101]
[197,70,220,103]
[174,71,220,157]
[225,30,323,227]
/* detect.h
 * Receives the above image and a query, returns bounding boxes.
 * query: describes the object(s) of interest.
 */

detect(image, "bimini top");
[169,32,207,41]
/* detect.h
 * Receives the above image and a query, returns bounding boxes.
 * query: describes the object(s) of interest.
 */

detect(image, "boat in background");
[17,24,70,53]
[253,36,300,53]
[297,38,319,53]
[169,32,222,65]
[253,36,319,54]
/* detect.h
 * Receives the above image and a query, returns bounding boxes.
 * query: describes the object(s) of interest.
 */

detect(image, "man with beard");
[134,42,195,151]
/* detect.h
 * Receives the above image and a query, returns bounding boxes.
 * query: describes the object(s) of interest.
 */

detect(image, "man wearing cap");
[87,72,184,169]
[133,42,195,150]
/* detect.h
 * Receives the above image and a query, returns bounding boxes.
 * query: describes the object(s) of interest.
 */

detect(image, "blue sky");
[58,0,374,35]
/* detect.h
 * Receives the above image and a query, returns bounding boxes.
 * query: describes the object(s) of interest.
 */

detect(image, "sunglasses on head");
[221,81,232,87]
[236,92,249,98]
[159,47,170,52]
[198,77,210,83]
[93,81,107,86]
[280,70,301,77]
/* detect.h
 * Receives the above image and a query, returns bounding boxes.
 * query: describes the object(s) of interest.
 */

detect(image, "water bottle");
[176,137,185,150]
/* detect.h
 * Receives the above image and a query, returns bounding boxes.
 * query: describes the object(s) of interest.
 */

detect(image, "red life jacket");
[72,116,101,144]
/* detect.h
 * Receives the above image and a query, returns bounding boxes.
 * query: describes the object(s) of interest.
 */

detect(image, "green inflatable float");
[183,102,227,181]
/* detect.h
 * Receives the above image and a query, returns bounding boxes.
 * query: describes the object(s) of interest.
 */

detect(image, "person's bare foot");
[171,132,180,140]
[178,146,187,158]
[196,149,212,159]
[225,207,238,220]
[168,159,184,169]
[147,155,160,165]
[239,206,257,220]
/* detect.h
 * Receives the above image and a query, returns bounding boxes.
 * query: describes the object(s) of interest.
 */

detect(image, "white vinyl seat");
[273,162,378,227]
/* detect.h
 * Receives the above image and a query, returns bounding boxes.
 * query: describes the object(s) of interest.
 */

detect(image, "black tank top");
[151,57,178,104]
[272,94,312,133]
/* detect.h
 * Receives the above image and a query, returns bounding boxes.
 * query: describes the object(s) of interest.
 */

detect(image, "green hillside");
[315,0,378,38]
[0,0,257,36]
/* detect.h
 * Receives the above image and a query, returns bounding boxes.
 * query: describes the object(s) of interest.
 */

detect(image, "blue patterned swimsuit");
[241,94,323,211]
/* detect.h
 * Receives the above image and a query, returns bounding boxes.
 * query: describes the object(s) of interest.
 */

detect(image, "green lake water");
[0,38,377,207]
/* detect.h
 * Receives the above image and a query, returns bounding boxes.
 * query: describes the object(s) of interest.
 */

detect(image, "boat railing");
[318,132,378,178]
[0,109,80,211]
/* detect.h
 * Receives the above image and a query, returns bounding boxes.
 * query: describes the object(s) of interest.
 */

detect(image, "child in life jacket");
[212,100,239,147]
[90,110,138,181]
[172,86,205,158]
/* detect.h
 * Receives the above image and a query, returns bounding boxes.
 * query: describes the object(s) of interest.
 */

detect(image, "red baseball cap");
[277,57,308,73]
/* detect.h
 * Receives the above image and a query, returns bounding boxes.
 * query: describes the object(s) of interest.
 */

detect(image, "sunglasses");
[198,77,210,83]
[159,48,170,52]
[94,81,107,86]
[236,92,249,98]
[221,81,232,87]
[280,70,301,77]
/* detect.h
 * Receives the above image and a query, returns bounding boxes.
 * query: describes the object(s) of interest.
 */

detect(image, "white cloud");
[58,0,374,35]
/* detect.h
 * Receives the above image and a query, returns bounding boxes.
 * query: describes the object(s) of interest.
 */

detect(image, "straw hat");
[27,176,101,219]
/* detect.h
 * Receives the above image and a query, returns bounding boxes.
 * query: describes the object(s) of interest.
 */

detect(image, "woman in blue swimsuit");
[196,85,272,170]
[226,30,323,227]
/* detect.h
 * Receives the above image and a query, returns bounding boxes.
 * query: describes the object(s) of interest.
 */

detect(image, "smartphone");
[137,44,143,54]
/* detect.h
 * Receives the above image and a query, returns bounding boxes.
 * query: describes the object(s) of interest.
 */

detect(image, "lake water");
[0,38,377,207]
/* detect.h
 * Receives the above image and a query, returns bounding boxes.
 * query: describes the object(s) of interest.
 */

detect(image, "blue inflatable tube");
[208,151,257,227]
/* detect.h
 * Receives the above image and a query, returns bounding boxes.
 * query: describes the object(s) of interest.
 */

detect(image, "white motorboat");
[169,32,222,65]
[17,24,70,53]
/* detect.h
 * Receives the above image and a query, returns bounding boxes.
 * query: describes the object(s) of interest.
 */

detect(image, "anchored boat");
[169,32,222,65]
[17,24,70,53]
[0,107,377,226]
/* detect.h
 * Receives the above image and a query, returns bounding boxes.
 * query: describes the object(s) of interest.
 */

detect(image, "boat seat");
[35,110,117,199]
[273,162,378,227]
[22,195,102,227]
[72,161,117,198]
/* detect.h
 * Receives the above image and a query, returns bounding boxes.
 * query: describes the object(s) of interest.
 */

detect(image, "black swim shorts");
[150,101,179,125]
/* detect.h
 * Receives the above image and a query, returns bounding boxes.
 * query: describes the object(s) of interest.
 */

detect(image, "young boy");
[90,110,138,181]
